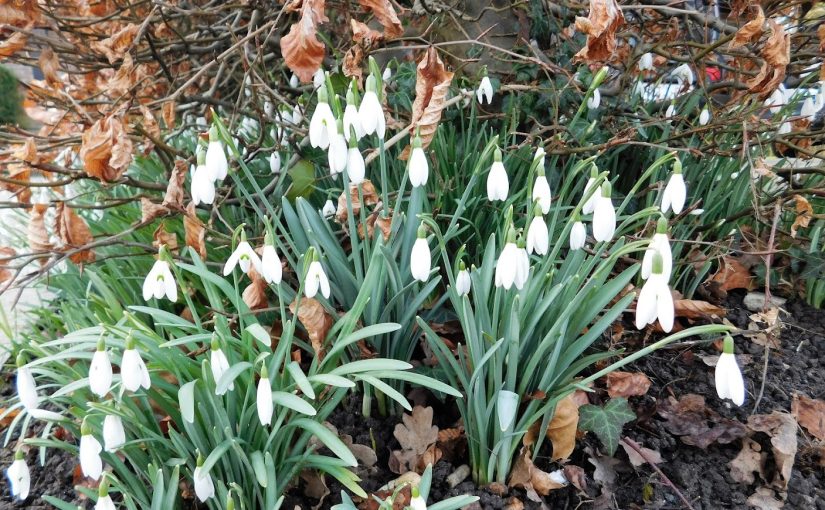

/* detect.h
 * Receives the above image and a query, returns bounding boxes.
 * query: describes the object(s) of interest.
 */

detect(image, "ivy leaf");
[578,397,636,455]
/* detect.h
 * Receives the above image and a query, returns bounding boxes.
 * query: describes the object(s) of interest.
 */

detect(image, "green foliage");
[578,398,636,456]
[0,64,22,125]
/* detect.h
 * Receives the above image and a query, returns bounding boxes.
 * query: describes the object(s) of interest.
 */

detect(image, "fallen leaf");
[606,371,651,398]
[792,393,825,441]
[547,394,579,460]
[658,394,748,449]
[89,23,139,64]
[336,179,379,223]
[586,446,621,489]
[790,195,812,238]
[747,412,797,490]
[162,160,188,209]
[140,104,161,140]
[184,203,207,260]
[504,497,524,510]
[748,307,781,349]
[729,437,763,485]
[12,137,38,164]
[358,0,403,38]
[747,487,785,510]
[563,465,587,492]
[508,446,566,499]
[300,469,330,510]
[79,115,134,182]
[162,101,176,129]
[730,6,765,48]
[0,407,21,428]
[290,296,332,359]
[710,256,754,292]
[38,47,62,88]
[0,247,16,284]
[402,47,453,156]
[280,0,329,83]
[54,203,95,264]
[619,439,662,467]
[28,202,53,258]
[578,398,636,456]
[0,26,29,58]
[389,406,439,474]
[573,0,625,63]
[243,270,269,310]
[152,223,178,252]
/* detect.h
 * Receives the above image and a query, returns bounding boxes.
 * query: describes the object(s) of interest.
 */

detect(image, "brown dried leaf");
[357,0,403,38]
[300,469,330,508]
[573,0,625,63]
[790,195,812,238]
[152,223,178,252]
[402,47,453,156]
[351,19,384,46]
[508,446,566,498]
[184,203,207,260]
[746,487,785,510]
[28,203,52,258]
[792,394,825,441]
[747,20,789,98]
[547,394,579,461]
[79,115,133,182]
[243,270,269,310]
[730,437,763,485]
[162,101,176,129]
[280,0,328,83]
[710,256,754,292]
[54,203,95,264]
[0,247,16,284]
[343,45,365,80]
[394,406,438,454]
[39,47,62,88]
[748,412,797,490]
[141,198,169,223]
[606,371,651,398]
[0,27,29,58]
[12,137,38,164]
[90,23,139,64]
[140,104,161,139]
[658,394,748,449]
[162,160,188,210]
[730,6,765,49]
[619,440,662,467]
[674,299,726,319]
[290,296,332,359]
[336,179,379,223]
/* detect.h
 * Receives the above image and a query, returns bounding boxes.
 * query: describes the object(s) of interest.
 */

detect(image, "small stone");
[743,292,786,312]
[447,464,471,488]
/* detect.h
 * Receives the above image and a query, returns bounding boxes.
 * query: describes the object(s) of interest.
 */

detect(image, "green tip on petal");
[656,216,668,234]
[240,229,248,243]
[365,74,377,93]
[317,86,328,103]
[652,252,664,275]
[196,147,206,165]
[723,335,735,354]
[264,231,273,246]
[411,487,420,498]
[227,497,236,510]
[412,134,423,149]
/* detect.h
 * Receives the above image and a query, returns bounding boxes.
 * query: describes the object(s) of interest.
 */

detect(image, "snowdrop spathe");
[205,125,228,181]
[89,339,113,398]
[455,263,471,297]
[210,338,233,395]
[487,148,509,201]
[257,364,274,426]
[261,234,283,285]
[223,230,263,276]
[359,74,386,138]
[16,354,38,411]
[142,251,177,302]
[641,217,673,280]
[304,250,331,299]
[194,453,216,502]
[408,134,429,187]
[6,450,29,501]
[592,182,616,242]
[476,75,494,104]
[570,218,587,251]
[309,86,337,150]
[634,252,674,332]
[715,335,746,406]
[411,225,432,283]
[661,159,687,214]
[121,337,151,392]
[103,414,125,452]
[79,419,103,480]
[526,204,549,255]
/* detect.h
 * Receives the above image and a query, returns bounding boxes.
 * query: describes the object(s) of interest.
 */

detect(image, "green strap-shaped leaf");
[272,391,317,416]
[578,397,636,456]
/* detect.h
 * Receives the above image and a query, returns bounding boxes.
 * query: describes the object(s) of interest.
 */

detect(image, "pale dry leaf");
[243,270,269,310]
[747,412,797,490]
[674,299,726,319]
[729,437,763,485]
[54,203,95,264]
[184,203,207,260]
[336,179,379,223]
[619,440,662,467]
[162,101,176,129]
[508,446,566,498]
[299,469,330,510]
[747,487,785,510]
[28,203,53,258]
[402,47,453,157]
[0,27,29,58]
[606,371,651,398]
[341,433,378,468]
[89,23,139,64]
[357,0,403,38]
[730,6,765,48]
[394,406,438,454]
[747,20,790,98]
[162,160,188,209]
[39,47,62,88]
[79,115,134,182]
[710,256,754,292]
[791,393,825,441]
[790,195,812,238]
[152,223,178,252]
[573,0,625,63]
[280,0,329,83]
[546,394,579,461]
[12,137,38,164]
[140,104,161,140]
[0,247,16,284]
[290,296,332,359]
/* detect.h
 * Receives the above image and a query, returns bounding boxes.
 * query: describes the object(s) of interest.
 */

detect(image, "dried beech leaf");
[730,437,763,485]
[280,0,328,83]
[336,179,379,223]
[747,20,789,97]
[790,195,812,238]
[509,446,566,497]
[351,19,384,46]
[0,247,16,284]
[89,23,139,64]
[394,406,438,454]
[162,101,176,129]
[402,47,453,157]
[12,137,38,164]
[152,223,178,252]
[0,27,29,58]
[290,296,332,359]
[28,203,53,259]
[140,104,161,140]
[710,256,754,292]
[619,440,662,467]
[79,115,134,182]
[573,0,625,63]
[658,394,747,449]
[730,6,765,49]
[606,371,652,398]
[546,394,579,461]
[184,203,207,260]
[792,393,825,441]
[54,203,95,264]
[39,47,62,88]
[243,270,269,310]
[141,198,168,223]
[162,160,188,210]
[674,299,726,319]
[747,412,797,490]
[357,0,403,38]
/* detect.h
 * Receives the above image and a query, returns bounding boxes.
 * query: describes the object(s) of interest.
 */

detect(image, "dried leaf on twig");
[290,296,332,359]
[280,0,328,83]
[401,47,453,157]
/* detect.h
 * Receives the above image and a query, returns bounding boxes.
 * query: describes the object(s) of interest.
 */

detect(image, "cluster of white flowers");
[191,125,230,205]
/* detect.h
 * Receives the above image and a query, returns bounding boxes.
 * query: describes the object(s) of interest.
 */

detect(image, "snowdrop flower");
[699,108,711,126]
[408,134,429,187]
[495,230,520,290]
[514,242,530,290]
[264,101,275,117]
[532,157,552,214]
[497,389,519,431]
[642,217,673,280]
[455,262,471,296]
[210,338,233,395]
[476,75,494,104]
[487,148,509,201]
[346,138,366,184]
[313,69,325,89]
[581,165,599,214]
[322,199,336,218]
[309,87,336,149]
[16,355,38,411]
[292,104,304,125]
[89,339,113,398]
[95,476,116,510]
[193,453,215,502]
[639,52,654,71]
[526,204,549,255]
[665,103,676,120]
[592,182,616,242]
[410,487,426,510]
[328,126,348,178]
[715,335,745,406]
[411,225,432,282]
[304,250,331,299]
[257,364,273,426]
[142,255,177,302]
[261,234,283,285]
[765,85,786,115]
[359,74,386,138]
[270,152,281,174]
[570,217,586,250]
[382,66,392,81]
[801,94,821,121]
[103,415,125,452]
[587,87,601,109]
[121,338,150,392]
[223,230,263,276]
[205,125,228,181]
[634,252,674,332]
[289,73,300,88]
[661,159,687,214]
[671,63,695,89]
[6,450,29,500]
[191,149,216,205]
[79,420,103,480]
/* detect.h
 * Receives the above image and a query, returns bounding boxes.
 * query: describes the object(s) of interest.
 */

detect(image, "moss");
[0,64,23,125]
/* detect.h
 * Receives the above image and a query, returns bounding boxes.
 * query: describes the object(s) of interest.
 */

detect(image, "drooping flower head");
[304,248,331,299]
[346,132,365,184]
[191,145,216,205]
[455,261,471,297]
[223,228,263,276]
[634,251,674,332]
[328,118,348,178]
[6,449,29,501]
[495,226,524,290]
[526,202,549,256]
[715,335,746,406]
[103,414,126,452]
[532,148,552,214]
[358,73,385,138]
[79,418,103,481]
[257,363,273,426]
[642,216,673,280]
[569,213,587,251]
[487,147,509,201]
[638,52,654,71]
[193,451,216,502]
[309,83,337,149]
[410,223,432,283]
[497,389,519,432]
[699,108,711,126]
[205,124,228,181]
[408,132,429,188]
[410,486,427,510]
[16,353,38,411]
[587,87,601,110]
[89,337,113,398]
[661,158,687,215]
[343,85,364,141]
[581,164,599,214]
[261,230,283,285]
[270,152,282,174]
[210,337,233,395]
[121,336,151,392]
[592,181,616,242]
[95,474,116,510]
[143,245,177,302]
[476,70,494,105]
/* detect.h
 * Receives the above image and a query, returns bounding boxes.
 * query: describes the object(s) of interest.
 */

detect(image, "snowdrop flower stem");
[715,335,745,406]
